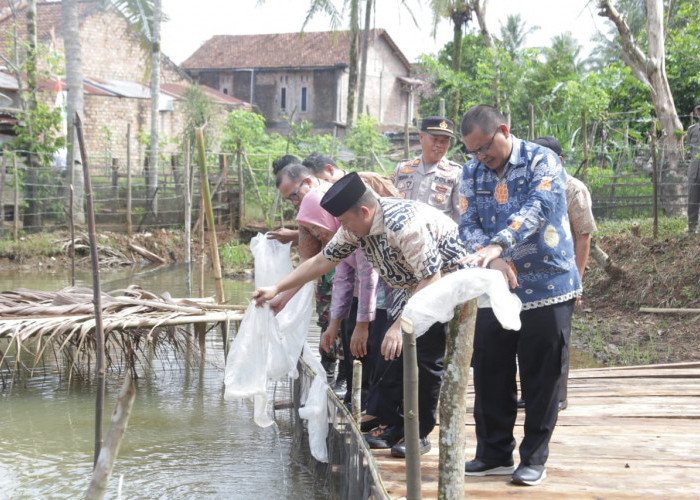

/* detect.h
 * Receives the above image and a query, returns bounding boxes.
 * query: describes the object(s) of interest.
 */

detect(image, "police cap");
[421,116,455,137]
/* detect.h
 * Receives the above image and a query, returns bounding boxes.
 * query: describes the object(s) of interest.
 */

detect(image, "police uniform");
[392,156,463,223]
[391,116,463,223]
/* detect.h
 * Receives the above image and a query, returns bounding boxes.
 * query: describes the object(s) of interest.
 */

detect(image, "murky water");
[0,264,326,499]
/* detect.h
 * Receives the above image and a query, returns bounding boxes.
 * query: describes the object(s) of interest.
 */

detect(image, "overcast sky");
[161,0,610,65]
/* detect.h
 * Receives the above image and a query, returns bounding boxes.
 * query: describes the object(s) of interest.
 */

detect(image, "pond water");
[0,264,327,499]
[0,263,600,498]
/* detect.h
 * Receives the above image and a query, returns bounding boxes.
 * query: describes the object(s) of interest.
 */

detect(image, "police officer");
[391,116,463,223]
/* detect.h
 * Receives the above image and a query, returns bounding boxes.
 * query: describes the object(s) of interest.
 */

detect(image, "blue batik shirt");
[458,136,582,310]
[324,197,467,317]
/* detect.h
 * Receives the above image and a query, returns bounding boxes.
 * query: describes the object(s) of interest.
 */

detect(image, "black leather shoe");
[360,416,382,432]
[365,425,403,449]
[511,464,546,486]
[517,398,526,409]
[464,457,515,476]
[332,379,347,399]
[558,399,568,411]
[390,436,431,458]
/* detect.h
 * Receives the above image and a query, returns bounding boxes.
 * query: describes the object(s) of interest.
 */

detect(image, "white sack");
[401,268,522,337]
[224,234,329,462]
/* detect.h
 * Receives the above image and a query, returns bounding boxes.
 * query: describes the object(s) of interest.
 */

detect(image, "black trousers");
[365,319,446,438]
[339,298,387,405]
[472,300,574,466]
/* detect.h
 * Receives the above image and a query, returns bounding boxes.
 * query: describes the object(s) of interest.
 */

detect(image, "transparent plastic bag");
[402,268,522,337]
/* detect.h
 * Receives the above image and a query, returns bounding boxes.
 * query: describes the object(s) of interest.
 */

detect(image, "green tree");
[344,114,389,169]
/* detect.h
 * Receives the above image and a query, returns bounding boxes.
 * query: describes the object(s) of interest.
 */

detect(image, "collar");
[367,199,386,236]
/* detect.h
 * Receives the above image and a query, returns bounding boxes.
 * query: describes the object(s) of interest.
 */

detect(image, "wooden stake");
[352,359,362,425]
[401,316,422,499]
[75,113,106,468]
[195,128,225,304]
[85,372,136,499]
[438,299,477,499]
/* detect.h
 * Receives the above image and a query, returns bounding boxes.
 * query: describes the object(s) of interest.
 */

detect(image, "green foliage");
[221,109,268,152]
[344,114,389,168]
[219,239,253,270]
[594,216,688,238]
[287,120,336,157]
[182,83,214,150]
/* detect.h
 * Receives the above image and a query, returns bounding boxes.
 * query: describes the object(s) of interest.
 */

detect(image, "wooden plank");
[372,362,700,499]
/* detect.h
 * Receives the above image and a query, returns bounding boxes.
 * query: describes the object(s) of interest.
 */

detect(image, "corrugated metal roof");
[0,71,19,91]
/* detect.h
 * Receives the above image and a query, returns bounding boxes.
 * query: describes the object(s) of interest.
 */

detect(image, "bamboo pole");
[400,316,422,499]
[581,110,589,183]
[13,152,19,244]
[438,299,477,499]
[75,113,107,468]
[352,359,362,425]
[70,185,75,287]
[85,372,136,500]
[195,127,225,304]
[237,141,244,230]
[126,123,132,239]
[0,152,5,231]
[650,121,659,240]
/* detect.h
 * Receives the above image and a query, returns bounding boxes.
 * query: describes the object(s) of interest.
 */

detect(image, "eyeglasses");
[465,128,500,158]
[285,178,309,203]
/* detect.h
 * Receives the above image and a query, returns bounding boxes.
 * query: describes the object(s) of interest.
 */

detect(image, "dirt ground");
[2,229,698,367]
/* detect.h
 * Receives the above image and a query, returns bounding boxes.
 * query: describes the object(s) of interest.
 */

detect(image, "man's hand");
[380,322,403,361]
[266,227,299,245]
[575,295,583,310]
[350,322,370,358]
[251,285,278,307]
[488,257,518,289]
[459,243,503,268]
[320,325,340,354]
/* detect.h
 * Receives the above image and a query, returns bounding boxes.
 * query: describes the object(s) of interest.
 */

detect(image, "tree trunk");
[346,0,359,128]
[148,0,162,214]
[357,0,372,117]
[449,19,463,126]
[62,0,85,225]
[597,0,684,215]
[24,0,39,230]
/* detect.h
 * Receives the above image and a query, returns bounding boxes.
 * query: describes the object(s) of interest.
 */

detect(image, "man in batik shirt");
[252,172,467,458]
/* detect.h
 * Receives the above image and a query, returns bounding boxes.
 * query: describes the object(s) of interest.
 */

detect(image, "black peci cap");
[421,116,455,137]
[320,171,367,217]
[695,99,700,110]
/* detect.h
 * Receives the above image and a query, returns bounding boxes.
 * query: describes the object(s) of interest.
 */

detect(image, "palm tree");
[499,14,539,60]
[428,0,473,124]
[108,0,160,212]
[62,0,85,225]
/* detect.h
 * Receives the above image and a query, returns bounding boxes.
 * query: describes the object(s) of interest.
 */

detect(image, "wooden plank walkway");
[373,362,700,499]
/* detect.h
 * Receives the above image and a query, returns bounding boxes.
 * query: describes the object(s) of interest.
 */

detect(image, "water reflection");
[0,264,328,499]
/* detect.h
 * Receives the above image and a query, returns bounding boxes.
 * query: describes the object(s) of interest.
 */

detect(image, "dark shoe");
[360,416,382,432]
[517,397,526,409]
[332,379,347,399]
[464,457,515,476]
[511,464,546,486]
[365,425,403,449]
[558,399,568,411]
[390,436,431,458]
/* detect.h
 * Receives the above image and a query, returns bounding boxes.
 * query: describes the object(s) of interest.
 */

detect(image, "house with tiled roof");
[0,0,249,167]
[182,29,417,135]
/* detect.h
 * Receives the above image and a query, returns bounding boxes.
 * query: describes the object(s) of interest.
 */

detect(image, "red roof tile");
[182,29,410,71]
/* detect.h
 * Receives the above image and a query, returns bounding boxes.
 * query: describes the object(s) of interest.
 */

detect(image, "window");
[280,87,287,111]
[300,87,308,113]
[222,88,228,95]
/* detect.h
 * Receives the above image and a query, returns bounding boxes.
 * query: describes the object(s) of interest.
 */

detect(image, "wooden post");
[528,103,534,141]
[126,123,132,239]
[85,373,136,500]
[218,153,227,227]
[184,141,191,266]
[352,360,362,425]
[70,185,75,287]
[650,121,659,240]
[439,98,445,118]
[438,299,477,499]
[237,141,244,230]
[75,113,107,468]
[400,316,422,499]
[404,92,411,160]
[195,127,225,304]
[111,158,119,212]
[13,152,19,244]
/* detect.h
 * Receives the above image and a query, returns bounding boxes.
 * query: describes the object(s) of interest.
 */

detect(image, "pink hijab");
[296,183,341,233]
